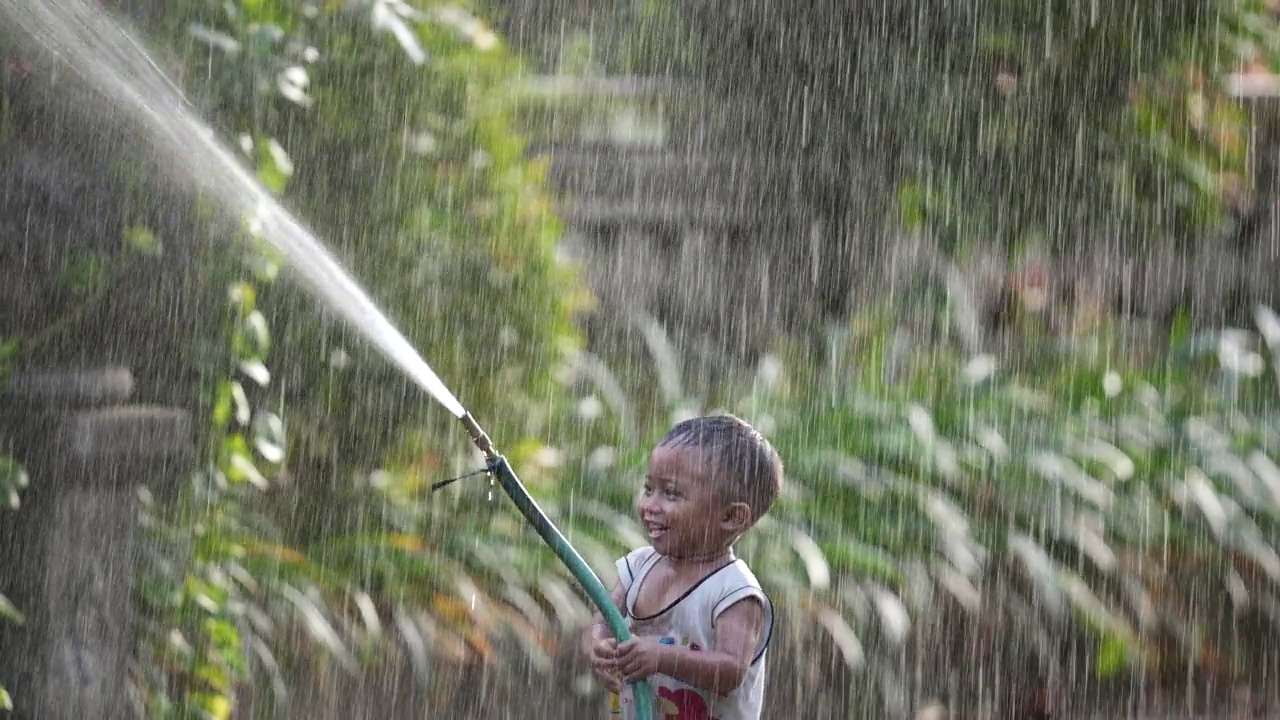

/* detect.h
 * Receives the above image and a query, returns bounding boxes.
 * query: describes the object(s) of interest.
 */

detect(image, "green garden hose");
[460,413,654,719]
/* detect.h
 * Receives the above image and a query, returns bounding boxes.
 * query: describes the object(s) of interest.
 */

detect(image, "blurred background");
[4,0,1280,717]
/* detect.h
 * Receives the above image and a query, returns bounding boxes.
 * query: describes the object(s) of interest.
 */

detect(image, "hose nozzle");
[459,412,497,460]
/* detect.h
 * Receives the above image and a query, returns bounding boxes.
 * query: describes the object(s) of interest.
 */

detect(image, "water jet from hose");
[2,2,654,716]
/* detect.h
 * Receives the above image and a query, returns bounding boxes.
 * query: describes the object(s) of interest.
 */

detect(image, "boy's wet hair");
[659,414,783,519]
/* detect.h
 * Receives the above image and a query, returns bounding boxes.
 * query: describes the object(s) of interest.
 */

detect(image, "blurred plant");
[460,303,1280,715]
[127,228,567,717]
[689,0,1279,260]
[125,0,585,500]
[120,2,589,705]
[892,0,1262,255]
[480,0,702,76]
[129,234,297,717]
[1,223,170,364]
[105,0,593,700]
[0,341,21,711]
[0,449,25,713]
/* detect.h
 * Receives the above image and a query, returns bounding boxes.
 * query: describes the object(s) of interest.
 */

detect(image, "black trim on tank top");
[713,585,775,666]
[629,558,738,622]
[751,590,774,665]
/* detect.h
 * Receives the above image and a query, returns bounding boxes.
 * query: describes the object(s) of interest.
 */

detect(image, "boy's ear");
[720,502,752,533]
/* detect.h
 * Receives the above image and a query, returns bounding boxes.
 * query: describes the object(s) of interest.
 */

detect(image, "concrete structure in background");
[522,74,843,388]
[0,368,190,720]
[526,69,1280,381]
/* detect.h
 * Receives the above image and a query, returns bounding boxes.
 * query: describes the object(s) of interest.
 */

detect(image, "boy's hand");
[590,637,622,693]
[583,580,627,694]
[616,637,670,683]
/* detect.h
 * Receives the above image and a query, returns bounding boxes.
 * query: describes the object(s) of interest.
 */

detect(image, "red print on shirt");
[657,686,710,720]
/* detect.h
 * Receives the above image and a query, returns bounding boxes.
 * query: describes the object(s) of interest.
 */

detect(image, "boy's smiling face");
[640,444,737,560]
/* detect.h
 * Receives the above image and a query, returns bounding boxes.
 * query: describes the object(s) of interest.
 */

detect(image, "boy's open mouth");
[644,521,668,540]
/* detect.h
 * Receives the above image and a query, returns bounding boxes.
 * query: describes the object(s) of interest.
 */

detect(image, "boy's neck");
[664,545,735,567]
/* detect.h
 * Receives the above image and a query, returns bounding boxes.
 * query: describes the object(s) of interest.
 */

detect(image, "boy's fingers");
[592,667,622,693]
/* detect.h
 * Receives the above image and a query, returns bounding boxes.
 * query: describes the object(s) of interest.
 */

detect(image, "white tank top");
[608,546,773,720]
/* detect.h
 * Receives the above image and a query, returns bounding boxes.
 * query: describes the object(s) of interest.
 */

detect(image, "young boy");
[584,414,782,720]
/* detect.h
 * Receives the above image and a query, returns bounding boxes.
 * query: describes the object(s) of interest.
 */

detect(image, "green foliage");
[113,1,590,709]
[0,456,27,513]
[132,238,576,712]
[124,225,164,257]
[450,303,1280,713]
[134,0,583,477]
[0,452,23,706]
[132,245,282,717]
[480,0,701,76]
[691,0,1280,255]
[0,325,25,712]
[2,223,168,364]
[32,0,1279,713]
[133,236,418,716]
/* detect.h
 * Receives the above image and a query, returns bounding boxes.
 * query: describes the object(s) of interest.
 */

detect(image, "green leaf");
[187,23,241,55]
[238,311,271,358]
[222,434,268,489]
[211,381,234,428]
[0,593,25,624]
[192,692,232,720]
[256,159,289,195]
[251,412,286,465]
[280,585,357,671]
[238,360,271,387]
[895,182,927,231]
[0,457,28,510]
[123,225,163,257]
[230,382,251,427]
[816,539,904,586]
[0,687,11,711]
[57,251,106,295]
[1095,631,1134,679]
[0,338,18,364]
[244,250,280,284]
[227,281,256,313]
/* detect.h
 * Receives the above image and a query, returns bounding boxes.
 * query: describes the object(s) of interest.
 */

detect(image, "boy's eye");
[664,487,680,499]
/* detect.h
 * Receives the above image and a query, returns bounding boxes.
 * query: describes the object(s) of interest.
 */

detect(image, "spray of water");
[5,0,468,419]
[4,11,658,713]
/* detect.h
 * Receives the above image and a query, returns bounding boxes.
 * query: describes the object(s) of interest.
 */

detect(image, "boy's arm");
[619,597,764,697]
